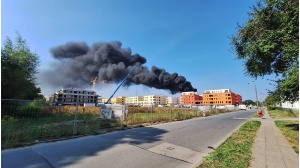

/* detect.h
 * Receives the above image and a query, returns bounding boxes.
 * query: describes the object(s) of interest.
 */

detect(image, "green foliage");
[242,99,256,106]
[264,95,281,106]
[272,67,299,102]
[1,32,41,100]
[2,115,17,123]
[231,0,299,103]
[17,100,51,118]
[267,105,276,110]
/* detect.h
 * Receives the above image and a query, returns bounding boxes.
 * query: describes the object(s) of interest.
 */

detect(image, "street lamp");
[248,82,259,107]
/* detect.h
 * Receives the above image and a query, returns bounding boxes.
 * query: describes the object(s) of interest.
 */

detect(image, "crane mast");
[105,65,137,104]
[91,77,97,91]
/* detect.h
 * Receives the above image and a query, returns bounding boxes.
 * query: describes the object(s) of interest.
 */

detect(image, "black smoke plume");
[42,41,196,94]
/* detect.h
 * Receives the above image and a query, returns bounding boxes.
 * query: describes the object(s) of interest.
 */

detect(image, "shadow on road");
[2,126,168,168]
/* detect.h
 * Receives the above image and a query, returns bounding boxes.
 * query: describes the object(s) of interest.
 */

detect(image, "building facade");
[125,96,144,106]
[101,98,108,104]
[202,89,236,106]
[53,88,99,106]
[180,92,202,106]
[172,97,180,105]
[143,95,167,107]
[166,97,180,106]
[281,101,299,109]
[166,97,172,106]
[235,94,242,105]
[110,96,126,104]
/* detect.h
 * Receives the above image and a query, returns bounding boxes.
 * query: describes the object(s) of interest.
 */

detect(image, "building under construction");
[52,88,101,106]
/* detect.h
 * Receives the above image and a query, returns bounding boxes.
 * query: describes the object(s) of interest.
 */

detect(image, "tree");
[1,33,41,99]
[231,0,299,103]
[264,95,281,107]
[242,99,256,106]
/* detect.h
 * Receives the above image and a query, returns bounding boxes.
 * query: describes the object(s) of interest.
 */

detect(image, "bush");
[17,100,51,118]
[2,115,17,122]
[267,105,276,110]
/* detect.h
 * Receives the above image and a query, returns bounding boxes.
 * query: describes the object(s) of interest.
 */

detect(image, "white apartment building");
[172,97,180,105]
[125,96,144,106]
[143,95,167,107]
[203,89,231,94]
[53,88,100,106]
[166,97,173,105]
[166,97,180,106]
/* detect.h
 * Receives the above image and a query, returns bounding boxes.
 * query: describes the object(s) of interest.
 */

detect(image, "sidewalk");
[251,110,299,168]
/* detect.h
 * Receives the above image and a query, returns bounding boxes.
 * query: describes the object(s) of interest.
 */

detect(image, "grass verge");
[275,120,299,153]
[199,121,261,168]
[268,109,299,118]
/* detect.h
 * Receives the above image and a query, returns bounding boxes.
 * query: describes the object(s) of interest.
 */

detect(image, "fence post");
[170,106,172,121]
[151,103,153,124]
[121,104,124,129]
[73,101,79,135]
[185,107,187,120]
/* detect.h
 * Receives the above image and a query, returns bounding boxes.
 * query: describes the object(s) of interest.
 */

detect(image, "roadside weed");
[199,121,261,168]
[275,120,299,153]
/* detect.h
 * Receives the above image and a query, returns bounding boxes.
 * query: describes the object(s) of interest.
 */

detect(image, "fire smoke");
[41,41,196,94]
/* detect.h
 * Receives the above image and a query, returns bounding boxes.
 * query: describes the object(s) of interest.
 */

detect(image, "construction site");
[51,77,104,106]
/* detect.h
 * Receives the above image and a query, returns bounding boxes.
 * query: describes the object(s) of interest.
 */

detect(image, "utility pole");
[248,82,259,107]
[255,84,259,107]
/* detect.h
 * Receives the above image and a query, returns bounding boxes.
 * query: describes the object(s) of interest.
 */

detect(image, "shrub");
[17,100,52,118]
[267,105,276,110]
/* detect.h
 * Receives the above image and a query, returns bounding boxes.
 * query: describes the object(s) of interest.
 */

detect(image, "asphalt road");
[2,109,256,168]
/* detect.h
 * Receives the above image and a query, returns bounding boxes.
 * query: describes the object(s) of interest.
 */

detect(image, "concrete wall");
[281,101,299,109]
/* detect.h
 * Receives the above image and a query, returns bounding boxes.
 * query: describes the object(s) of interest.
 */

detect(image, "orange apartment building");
[235,94,242,105]
[180,92,202,106]
[202,89,239,106]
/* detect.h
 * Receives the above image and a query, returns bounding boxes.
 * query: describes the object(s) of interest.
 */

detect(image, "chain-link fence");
[1,99,236,149]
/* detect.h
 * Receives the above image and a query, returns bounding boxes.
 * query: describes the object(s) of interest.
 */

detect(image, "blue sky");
[1,0,275,101]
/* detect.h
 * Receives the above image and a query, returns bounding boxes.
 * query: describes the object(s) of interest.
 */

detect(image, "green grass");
[125,110,200,125]
[1,114,111,149]
[275,120,299,153]
[199,121,261,168]
[252,113,260,118]
[268,109,299,118]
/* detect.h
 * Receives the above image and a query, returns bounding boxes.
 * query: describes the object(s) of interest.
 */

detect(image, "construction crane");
[91,77,97,91]
[105,65,137,104]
